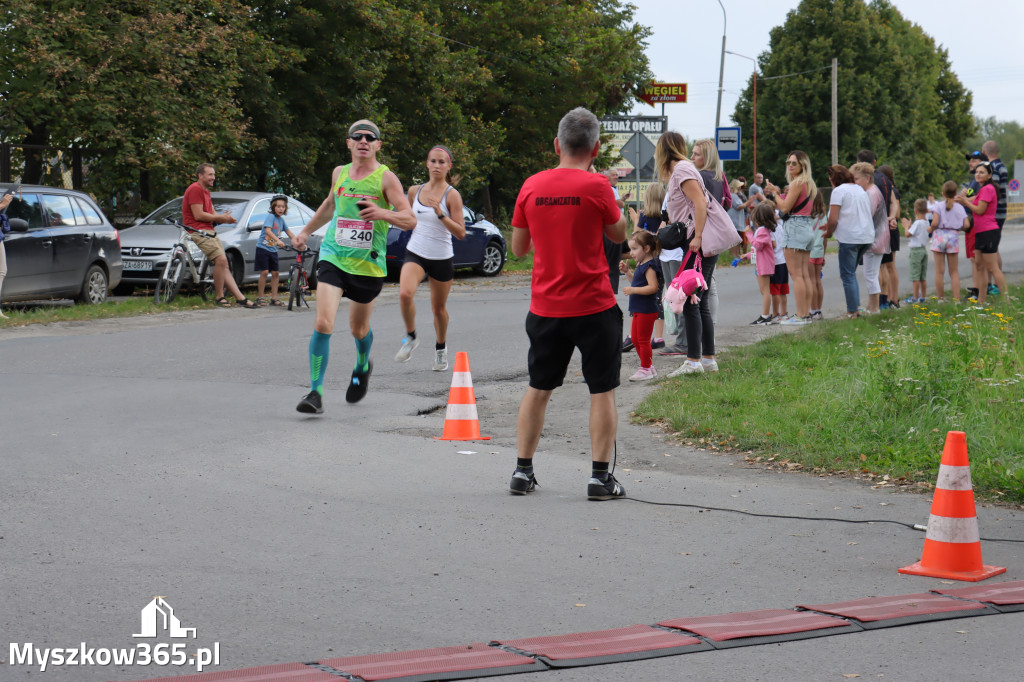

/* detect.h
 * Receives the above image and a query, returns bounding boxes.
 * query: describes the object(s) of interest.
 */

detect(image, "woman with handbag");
[655,132,718,375]
[765,150,817,324]
[852,162,889,314]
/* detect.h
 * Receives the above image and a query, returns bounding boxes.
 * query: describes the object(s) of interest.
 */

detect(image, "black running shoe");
[621,336,634,353]
[509,470,538,495]
[345,361,372,403]
[587,473,626,500]
[296,390,323,414]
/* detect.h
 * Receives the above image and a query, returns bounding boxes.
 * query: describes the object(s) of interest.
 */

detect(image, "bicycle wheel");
[154,252,186,304]
[288,265,301,311]
[197,260,214,301]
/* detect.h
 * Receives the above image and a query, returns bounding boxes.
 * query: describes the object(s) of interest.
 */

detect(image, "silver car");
[116,192,320,293]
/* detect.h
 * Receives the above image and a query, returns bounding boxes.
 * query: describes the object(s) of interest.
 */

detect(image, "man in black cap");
[291,119,416,413]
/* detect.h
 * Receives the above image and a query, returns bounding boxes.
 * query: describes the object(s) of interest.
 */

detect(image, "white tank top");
[407,185,455,260]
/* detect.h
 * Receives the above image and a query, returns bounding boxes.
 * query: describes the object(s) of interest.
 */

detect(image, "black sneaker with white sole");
[587,473,625,500]
[296,390,323,414]
[345,361,373,403]
[509,470,538,495]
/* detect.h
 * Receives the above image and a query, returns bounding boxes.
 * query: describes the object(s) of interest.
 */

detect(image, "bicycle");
[154,221,215,304]
[281,245,318,311]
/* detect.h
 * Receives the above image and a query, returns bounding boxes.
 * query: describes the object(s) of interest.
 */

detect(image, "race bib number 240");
[335,218,373,249]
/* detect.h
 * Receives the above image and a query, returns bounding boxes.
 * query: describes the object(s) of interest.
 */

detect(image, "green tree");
[731,0,974,209]
[234,0,503,206]
[0,0,275,214]
[965,116,1024,175]
[432,0,652,213]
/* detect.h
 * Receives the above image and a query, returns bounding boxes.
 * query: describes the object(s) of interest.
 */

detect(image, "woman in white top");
[395,146,466,371]
[823,164,874,318]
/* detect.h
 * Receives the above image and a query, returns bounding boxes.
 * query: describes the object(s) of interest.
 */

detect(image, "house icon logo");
[132,597,197,639]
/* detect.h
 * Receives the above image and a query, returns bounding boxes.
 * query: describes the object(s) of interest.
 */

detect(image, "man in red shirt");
[181,163,256,308]
[508,107,629,501]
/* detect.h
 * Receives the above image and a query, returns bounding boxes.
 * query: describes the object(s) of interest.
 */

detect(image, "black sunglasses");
[350,133,378,142]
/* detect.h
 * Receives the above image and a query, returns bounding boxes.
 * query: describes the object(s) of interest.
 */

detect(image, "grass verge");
[0,294,217,327]
[635,289,1024,506]
[497,222,533,274]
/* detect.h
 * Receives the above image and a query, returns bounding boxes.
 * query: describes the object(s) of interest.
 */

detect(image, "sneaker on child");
[628,366,657,381]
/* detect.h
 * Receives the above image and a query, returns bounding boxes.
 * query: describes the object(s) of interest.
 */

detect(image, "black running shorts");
[974,229,1001,255]
[525,305,622,394]
[403,249,455,282]
[316,259,384,304]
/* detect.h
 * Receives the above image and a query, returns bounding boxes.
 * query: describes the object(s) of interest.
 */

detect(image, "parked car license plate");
[123,260,153,271]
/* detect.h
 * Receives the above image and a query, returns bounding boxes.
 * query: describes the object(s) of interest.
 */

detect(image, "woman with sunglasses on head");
[395,145,466,371]
[764,151,817,324]
[291,120,417,413]
[955,161,1006,305]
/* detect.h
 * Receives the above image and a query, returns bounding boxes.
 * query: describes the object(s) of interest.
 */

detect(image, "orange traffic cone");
[435,352,490,441]
[899,431,1006,582]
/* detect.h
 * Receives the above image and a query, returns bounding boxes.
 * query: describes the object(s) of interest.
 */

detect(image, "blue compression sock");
[355,328,373,372]
[309,331,331,394]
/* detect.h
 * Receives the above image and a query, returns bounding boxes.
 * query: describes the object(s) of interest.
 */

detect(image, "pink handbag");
[663,253,707,314]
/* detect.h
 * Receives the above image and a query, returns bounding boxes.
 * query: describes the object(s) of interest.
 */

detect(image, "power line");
[758,64,834,81]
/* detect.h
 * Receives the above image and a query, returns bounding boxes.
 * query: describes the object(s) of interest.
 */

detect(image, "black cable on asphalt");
[621,497,1024,543]
[610,439,1023,544]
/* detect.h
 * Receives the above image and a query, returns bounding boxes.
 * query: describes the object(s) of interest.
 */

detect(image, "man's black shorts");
[526,305,622,394]
[404,249,455,282]
[316,259,384,304]
[974,229,1001,255]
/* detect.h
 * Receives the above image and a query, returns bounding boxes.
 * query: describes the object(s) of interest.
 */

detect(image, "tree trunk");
[22,123,50,184]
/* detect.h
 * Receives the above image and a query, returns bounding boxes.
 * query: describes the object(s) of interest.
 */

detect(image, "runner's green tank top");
[321,163,391,277]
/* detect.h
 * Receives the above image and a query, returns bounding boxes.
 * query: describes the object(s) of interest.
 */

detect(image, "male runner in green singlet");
[292,120,416,412]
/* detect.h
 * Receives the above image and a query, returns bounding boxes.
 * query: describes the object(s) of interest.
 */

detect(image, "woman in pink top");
[765,150,817,323]
[955,161,1005,304]
[656,131,715,375]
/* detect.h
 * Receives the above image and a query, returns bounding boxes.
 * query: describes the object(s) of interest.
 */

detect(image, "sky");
[626,0,1024,141]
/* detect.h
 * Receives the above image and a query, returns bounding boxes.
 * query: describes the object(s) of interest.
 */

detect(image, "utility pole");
[715,0,726,129]
[831,58,838,165]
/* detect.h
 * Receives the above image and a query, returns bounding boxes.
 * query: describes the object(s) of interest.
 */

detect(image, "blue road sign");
[716,127,741,161]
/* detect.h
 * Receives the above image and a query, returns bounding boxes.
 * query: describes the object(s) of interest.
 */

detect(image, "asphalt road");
[2,231,1022,681]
